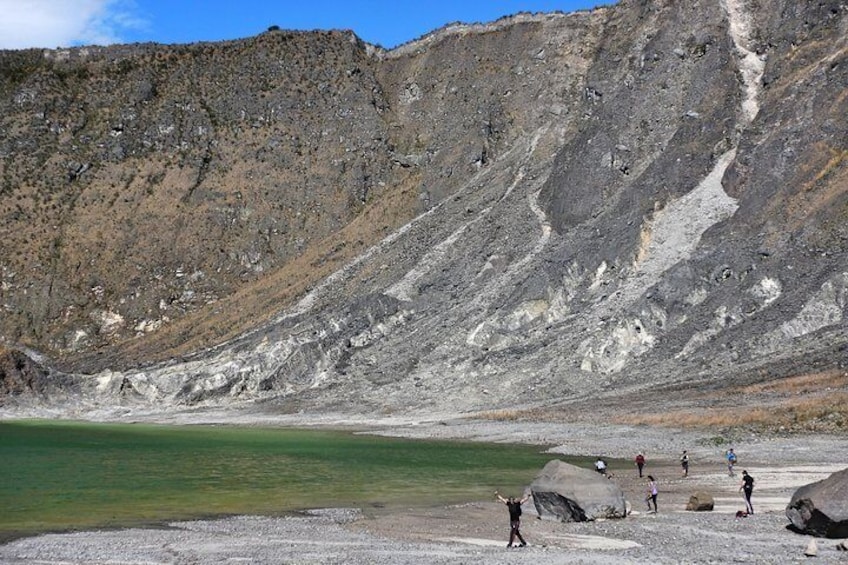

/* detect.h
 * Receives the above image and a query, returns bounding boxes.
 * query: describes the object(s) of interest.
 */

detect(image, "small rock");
[686,492,715,511]
[804,538,818,557]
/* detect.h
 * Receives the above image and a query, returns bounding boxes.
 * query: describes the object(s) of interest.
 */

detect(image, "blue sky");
[0,1,610,50]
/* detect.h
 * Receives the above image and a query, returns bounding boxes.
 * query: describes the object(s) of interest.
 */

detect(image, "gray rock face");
[1,1,847,420]
[530,459,627,521]
[0,347,48,396]
[686,492,715,512]
[786,468,848,538]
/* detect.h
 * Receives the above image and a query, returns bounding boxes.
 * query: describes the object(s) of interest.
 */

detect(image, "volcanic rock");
[786,468,848,538]
[530,459,627,521]
[686,492,715,512]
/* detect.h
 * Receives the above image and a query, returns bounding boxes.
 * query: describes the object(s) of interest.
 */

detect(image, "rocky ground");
[2,2,846,562]
[1,414,846,564]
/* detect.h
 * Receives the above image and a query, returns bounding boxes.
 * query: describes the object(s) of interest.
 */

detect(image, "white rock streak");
[580,1,768,371]
[385,223,471,302]
[637,151,739,282]
[388,126,553,303]
[582,148,739,371]
[780,273,848,339]
[722,0,766,123]
[626,0,766,290]
[606,149,741,314]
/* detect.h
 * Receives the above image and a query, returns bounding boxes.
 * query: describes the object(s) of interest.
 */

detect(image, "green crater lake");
[0,420,587,541]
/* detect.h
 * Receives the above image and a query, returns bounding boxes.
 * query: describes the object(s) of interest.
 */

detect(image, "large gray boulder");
[530,459,627,522]
[786,468,848,538]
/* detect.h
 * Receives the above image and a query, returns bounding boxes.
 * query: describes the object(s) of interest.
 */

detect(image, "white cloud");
[0,0,147,50]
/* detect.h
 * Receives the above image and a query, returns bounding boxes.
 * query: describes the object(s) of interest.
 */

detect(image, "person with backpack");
[726,448,737,476]
[495,490,532,548]
[680,450,690,477]
[634,452,646,477]
[739,470,754,514]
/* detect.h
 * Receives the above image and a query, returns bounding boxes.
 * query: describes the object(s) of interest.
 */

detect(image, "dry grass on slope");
[479,371,848,434]
[610,392,848,431]
[62,173,422,372]
[613,371,848,433]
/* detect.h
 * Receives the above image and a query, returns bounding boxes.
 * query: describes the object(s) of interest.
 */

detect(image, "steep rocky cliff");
[1,0,846,418]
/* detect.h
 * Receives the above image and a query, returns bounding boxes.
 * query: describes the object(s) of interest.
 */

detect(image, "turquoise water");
[0,420,580,540]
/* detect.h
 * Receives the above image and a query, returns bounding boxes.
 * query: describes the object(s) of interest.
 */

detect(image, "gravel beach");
[1,416,847,564]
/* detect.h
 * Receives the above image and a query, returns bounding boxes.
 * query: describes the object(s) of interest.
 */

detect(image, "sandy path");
[350,457,844,551]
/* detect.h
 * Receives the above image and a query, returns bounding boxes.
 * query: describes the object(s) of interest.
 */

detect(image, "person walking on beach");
[495,490,532,548]
[594,457,608,475]
[726,448,737,476]
[635,452,646,477]
[739,470,754,515]
[680,450,690,477]
[645,475,658,513]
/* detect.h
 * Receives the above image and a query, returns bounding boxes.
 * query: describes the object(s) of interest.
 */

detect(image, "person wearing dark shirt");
[495,490,532,547]
[739,470,755,514]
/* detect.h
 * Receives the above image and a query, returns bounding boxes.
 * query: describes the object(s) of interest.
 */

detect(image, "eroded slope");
[1,0,846,419]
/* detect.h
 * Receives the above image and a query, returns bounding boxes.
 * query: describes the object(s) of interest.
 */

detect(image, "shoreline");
[1,417,846,563]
